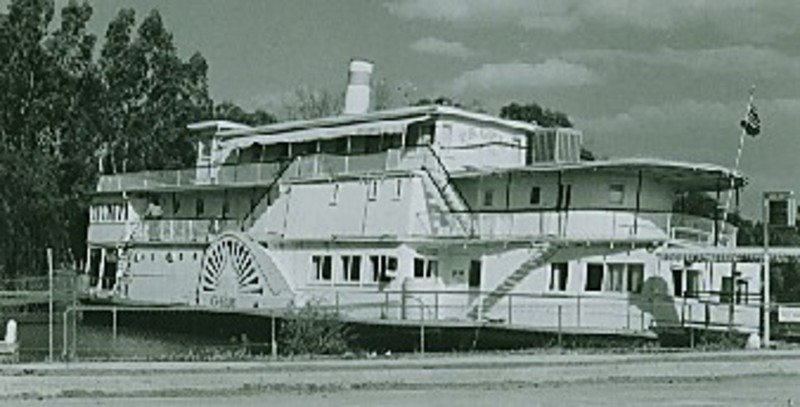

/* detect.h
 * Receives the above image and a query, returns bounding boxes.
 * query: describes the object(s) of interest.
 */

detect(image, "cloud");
[410,37,477,58]
[449,60,599,93]
[385,0,797,37]
[563,46,800,81]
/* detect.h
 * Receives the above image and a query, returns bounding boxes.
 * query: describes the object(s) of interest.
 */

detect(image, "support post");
[763,195,771,348]
[62,310,69,359]
[112,308,118,343]
[557,305,563,347]
[508,295,513,325]
[47,248,54,363]
[271,315,277,359]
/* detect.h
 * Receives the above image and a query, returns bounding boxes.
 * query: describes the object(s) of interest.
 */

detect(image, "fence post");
[557,305,563,347]
[434,292,439,321]
[382,292,389,319]
[420,302,425,355]
[508,295,513,325]
[271,315,278,359]
[47,248,54,363]
[112,308,118,344]
[576,295,581,328]
[62,309,69,360]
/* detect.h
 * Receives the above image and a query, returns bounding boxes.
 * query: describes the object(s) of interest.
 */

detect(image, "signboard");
[778,306,800,323]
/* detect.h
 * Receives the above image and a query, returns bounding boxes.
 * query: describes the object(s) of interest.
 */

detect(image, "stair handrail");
[422,145,473,212]
[240,157,298,230]
[420,166,473,237]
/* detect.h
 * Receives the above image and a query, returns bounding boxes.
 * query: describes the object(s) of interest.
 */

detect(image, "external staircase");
[468,243,561,320]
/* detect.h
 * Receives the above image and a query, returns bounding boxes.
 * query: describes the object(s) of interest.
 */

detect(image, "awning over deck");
[658,247,800,263]
[223,116,430,149]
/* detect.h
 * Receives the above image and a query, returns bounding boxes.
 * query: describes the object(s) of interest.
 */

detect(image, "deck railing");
[414,210,736,245]
[295,288,761,335]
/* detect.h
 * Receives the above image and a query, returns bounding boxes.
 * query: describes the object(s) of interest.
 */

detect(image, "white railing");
[130,219,240,243]
[414,210,736,245]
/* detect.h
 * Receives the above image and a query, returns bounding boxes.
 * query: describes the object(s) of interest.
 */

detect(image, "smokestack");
[343,59,373,115]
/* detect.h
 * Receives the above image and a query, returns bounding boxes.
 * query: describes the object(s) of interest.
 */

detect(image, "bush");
[278,301,351,356]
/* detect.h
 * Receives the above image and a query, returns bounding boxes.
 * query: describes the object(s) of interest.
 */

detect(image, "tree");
[281,86,343,120]
[499,101,573,128]
[99,8,212,172]
[213,101,276,127]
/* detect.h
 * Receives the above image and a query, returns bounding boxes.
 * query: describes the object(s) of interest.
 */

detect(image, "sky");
[4,0,800,218]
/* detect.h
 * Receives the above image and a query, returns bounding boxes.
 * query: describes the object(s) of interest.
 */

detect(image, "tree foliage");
[0,0,213,277]
[499,101,573,128]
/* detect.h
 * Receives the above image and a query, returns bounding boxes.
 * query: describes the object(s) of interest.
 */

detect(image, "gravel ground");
[1,350,800,404]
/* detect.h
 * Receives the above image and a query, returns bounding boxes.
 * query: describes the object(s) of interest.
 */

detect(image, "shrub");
[278,301,351,356]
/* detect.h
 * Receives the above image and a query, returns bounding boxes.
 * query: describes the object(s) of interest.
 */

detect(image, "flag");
[740,102,760,137]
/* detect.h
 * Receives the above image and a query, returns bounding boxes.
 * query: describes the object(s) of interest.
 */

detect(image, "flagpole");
[723,87,756,223]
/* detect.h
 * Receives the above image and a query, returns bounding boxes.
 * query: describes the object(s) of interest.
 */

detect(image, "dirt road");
[2,350,799,405]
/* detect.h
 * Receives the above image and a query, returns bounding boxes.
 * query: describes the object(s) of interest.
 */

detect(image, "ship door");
[468,260,482,289]
[102,248,118,290]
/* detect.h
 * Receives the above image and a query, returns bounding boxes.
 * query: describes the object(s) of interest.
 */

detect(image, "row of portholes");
[132,251,201,263]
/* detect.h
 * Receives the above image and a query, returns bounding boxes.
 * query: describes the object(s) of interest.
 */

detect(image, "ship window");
[172,194,180,215]
[549,263,568,291]
[427,259,438,278]
[312,255,332,281]
[330,184,340,206]
[393,179,402,200]
[673,269,700,298]
[609,184,625,205]
[413,258,438,278]
[628,264,644,294]
[341,255,361,283]
[367,180,379,201]
[529,186,541,205]
[222,198,230,218]
[414,258,425,278]
[585,263,603,292]
[606,263,625,292]
[196,198,205,216]
[483,189,494,207]
[369,255,397,282]
[350,136,368,154]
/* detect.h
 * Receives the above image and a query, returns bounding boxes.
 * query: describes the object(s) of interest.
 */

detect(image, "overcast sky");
[6,0,800,217]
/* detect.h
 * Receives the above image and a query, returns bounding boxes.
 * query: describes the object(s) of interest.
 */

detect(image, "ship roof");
[452,157,746,191]
[215,105,540,140]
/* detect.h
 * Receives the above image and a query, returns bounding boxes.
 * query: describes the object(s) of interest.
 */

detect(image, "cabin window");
[341,255,361,283]
[196,198,205,216]
[483,189,494,207]
[330,184,340,206]
[350,136,368,154]
[222,197,230,218]
[369,255,397,282]
[312,255,332,282]
[608,184,625,205]
[172,194,180,215]
[673,269,700,297]
[393,179,402,200]
[606,263,625,292]
[367,180,379,201]
[628,264,644,294]
[585,263,604,292]
[413,258,439,279]
[549,263,569,291]
[529,186,541,205]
